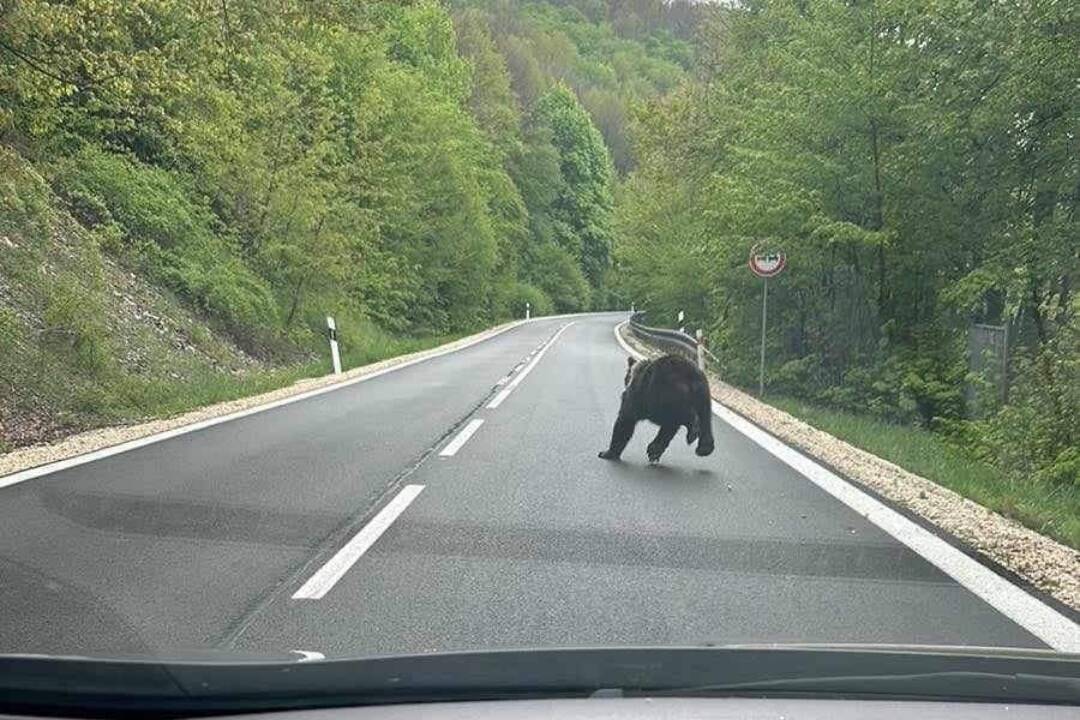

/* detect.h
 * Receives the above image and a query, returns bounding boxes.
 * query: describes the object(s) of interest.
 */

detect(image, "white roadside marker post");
[696,329,705,371]
[326,315,342,376]
[678,309,685,334]
[525,301,531,320]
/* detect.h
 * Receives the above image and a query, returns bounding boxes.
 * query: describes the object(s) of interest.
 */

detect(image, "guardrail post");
[695,329,705,371]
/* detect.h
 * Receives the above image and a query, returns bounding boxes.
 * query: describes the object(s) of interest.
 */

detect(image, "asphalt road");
[0,313,1051,658]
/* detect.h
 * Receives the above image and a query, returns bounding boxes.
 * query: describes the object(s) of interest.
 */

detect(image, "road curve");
[0,313,1047,657]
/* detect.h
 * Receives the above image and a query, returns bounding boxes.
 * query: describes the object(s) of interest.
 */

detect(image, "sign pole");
[759,278,768,397]
[748,242,785,398]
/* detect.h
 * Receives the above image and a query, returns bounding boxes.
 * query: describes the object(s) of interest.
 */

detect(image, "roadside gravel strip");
[619,325,1080,613]
[0,319,527,482]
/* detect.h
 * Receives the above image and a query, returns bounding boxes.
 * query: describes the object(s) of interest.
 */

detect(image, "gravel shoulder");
[619,324,1080,613]
[0,319,524,480]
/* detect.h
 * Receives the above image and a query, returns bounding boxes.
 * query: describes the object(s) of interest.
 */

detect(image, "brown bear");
[598,354,715,463]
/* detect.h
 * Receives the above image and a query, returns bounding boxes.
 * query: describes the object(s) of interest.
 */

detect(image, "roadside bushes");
[975,313,1080,488]
[503,282,555,318]
[52,146,278,349]
[527,243,591,313]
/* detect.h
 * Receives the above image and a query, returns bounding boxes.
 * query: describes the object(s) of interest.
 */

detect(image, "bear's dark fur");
[598,354,715,463]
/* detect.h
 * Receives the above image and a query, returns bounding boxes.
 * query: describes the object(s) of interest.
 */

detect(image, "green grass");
[768,395,1080,551]
[94,326,469,425]
[337,321,460,371]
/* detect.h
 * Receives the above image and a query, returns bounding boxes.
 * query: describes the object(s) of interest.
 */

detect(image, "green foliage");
[42,272,110,373]
[974,312,1080,488]
[454,8,523,149]
[507,282,555,318]
[52,146,279,345]
[0,0,708,448]
[1,0,691,348]
[0,144,489,451]
[465,0,696,172]
[527,242,591,313]
[531,84,615,289]
[0,306,19,350]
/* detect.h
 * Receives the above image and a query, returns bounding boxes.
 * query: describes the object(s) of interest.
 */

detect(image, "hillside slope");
[0,147,271,450]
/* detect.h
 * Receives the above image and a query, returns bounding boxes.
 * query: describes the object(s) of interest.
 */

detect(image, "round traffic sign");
[749,244,786,278]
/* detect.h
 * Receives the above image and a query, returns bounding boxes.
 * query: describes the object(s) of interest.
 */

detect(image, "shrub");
[1035,447,1080,488]
[505,282,554,318]
[528,243,590,312]
[977,319,1080,486]
[0,306,20,350]
[42,273,111,373]
[52,146,279,343]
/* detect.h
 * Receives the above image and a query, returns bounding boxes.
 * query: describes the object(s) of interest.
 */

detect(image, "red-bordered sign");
[749,244,787,278]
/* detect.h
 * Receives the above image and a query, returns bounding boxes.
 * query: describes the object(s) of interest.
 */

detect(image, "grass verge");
[97,324,470,427]
[768,395,1080,551]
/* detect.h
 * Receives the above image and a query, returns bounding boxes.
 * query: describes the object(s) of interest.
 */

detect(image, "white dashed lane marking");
[292,484,426,600]
[439,419,485,458]
[487,322,575,409]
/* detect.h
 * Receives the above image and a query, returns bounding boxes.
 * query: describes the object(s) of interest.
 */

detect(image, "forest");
[616,0,1078,496]
[2,0,699,345]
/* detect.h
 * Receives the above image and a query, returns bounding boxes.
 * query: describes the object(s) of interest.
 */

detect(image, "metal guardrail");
[627,312,699,360]
[626,312,723,377]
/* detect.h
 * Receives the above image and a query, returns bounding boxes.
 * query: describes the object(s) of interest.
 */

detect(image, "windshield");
[1,0,1078,711]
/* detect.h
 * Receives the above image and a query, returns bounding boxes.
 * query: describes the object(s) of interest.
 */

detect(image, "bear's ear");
[627,357,637,368]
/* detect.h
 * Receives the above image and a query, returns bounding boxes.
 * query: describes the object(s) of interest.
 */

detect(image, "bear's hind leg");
[647,424,679,463]
[686,414,699,445]
[693,386,715,457]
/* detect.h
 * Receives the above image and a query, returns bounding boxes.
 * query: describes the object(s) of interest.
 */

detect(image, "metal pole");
[1001,322,1009,405]
[759,278,767,396]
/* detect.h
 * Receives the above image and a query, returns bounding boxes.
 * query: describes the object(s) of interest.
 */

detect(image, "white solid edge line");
[613,319,639,358]
[0,315,595,491]
[613,319,1080,652]
[439,418,485,457]
[488,322,576,409]
[292,484,425,600]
